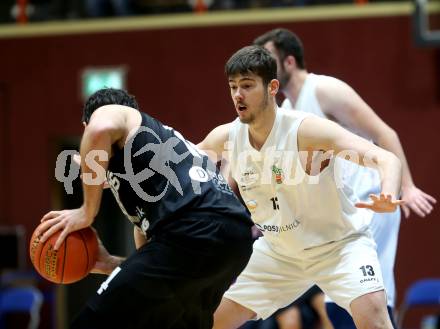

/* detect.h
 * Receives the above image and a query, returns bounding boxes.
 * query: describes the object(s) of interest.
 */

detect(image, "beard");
[278,68,291,90]
[238,91,269,124]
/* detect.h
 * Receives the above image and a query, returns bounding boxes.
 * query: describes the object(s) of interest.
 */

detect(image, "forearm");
[105,255,125,274]
[372,150,402,197]
[376,128,414,189]
[134,226,148,249]
[80,127,112,220]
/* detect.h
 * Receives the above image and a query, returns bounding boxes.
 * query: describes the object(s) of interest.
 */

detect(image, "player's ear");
[82,121,87,128]
[284,55,297,69]
[268,79,279,96]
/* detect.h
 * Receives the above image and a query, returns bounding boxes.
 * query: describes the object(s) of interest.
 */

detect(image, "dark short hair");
[225,45,277,86]
[82,88,139,124]
[254,28,305,69]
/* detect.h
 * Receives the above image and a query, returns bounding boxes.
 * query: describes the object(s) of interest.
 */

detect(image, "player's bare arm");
[38,105,128,250]
[90,220,146,275]
[198,123,238,192]
[298,116,403,212]
[197,123,232,162]
[134,226,148,249]
[316,78,436,217]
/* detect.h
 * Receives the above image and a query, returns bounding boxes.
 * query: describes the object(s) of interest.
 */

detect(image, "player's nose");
[233,88,243,100]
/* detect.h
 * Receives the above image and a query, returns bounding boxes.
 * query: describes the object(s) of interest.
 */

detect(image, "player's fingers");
[369,194,379,202]
[422,192,437,204]
[409,202,425,218]
[401,204,410,218]
[419,195,434,209]
[54,228,70,250]
[355,202,372,209]
[380,193,388,201]
[39,219,65,243]
[36,217,60,237]
[41,211,61,222]
[417,197,434,214]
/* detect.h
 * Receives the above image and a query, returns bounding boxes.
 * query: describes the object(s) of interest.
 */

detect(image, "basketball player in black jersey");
[37,88,255,329]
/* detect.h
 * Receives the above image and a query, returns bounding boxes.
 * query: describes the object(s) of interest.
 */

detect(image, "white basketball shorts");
[224,232,384,319]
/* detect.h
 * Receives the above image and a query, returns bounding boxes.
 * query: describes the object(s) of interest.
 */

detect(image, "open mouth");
[237,104,247,112]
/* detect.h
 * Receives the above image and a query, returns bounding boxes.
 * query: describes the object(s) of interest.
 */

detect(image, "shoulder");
[208,122,235,141]
[281,98,293,110]
[197,121,235,158]
[278,107,310,121]
[314,75,358,113]
[87,105,140,148]
[89,105,139,127]
[296,114,340,151]
[314,75,351,97]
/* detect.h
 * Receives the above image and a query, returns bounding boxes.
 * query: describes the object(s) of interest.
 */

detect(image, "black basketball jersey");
[106,112,252,238]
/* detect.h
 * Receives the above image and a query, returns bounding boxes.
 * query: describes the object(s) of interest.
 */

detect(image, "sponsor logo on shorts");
[360,277,379,284]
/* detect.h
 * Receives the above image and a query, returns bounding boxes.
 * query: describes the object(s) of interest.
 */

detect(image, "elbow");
[84,124,113,144]
[376,126,399,145]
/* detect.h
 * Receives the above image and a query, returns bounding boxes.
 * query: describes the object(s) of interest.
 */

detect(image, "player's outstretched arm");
[298,116,403,213]
[317,78,436,218]
[38,106,127,250]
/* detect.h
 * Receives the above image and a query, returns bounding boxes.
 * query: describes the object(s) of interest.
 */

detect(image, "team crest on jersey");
[271,165,283,184]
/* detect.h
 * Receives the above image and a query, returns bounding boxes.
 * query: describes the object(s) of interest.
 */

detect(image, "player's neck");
[283,70,308,106]
[248,104,277,151]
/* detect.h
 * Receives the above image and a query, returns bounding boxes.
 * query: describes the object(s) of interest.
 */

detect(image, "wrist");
[107,256,124,274]
[401,184,415,192]
[81,204,97,223]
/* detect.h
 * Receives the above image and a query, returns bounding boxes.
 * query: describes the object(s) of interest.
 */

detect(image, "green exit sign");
[82,67,127,99]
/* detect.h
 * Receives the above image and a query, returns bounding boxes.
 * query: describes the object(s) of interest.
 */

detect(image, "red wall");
[0,13,439,327]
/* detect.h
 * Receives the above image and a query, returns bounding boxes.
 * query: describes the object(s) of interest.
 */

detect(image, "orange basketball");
[29,225,98,284]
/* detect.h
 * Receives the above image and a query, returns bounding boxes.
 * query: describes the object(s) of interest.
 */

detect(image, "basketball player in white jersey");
[198,45,403,329]
[254,28,436,327]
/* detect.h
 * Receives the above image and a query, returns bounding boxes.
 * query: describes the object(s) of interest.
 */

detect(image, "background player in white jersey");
[198,45,403,329]
[254,28,436,327]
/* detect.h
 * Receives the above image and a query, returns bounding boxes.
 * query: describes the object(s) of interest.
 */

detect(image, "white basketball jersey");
[284,73,400,307]
[228,108,372,256]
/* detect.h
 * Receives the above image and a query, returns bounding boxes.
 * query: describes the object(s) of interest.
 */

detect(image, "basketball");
[29,226,99,284]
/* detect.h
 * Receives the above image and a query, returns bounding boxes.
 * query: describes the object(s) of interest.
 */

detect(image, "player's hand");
[73,154,110,189]
[355,193,404,213]
[90,234,122,275]
[400,185,436,218]
[37,207,93,250]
